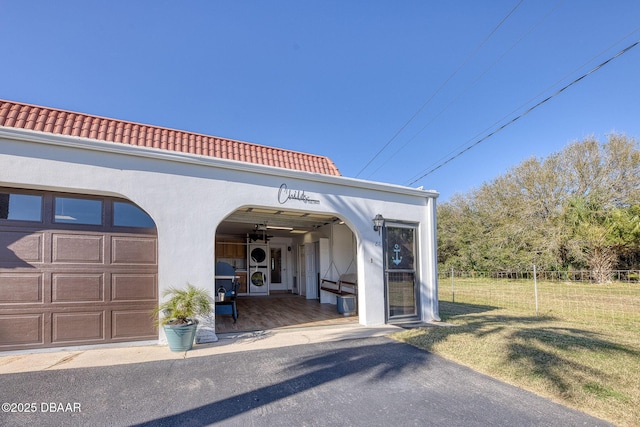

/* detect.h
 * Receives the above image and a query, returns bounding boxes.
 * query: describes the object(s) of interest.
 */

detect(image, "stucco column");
[358,228,386,326]
[154,206,218,344]
[421,196,440,322]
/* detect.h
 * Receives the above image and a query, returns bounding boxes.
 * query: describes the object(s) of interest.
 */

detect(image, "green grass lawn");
[393,280,640,426]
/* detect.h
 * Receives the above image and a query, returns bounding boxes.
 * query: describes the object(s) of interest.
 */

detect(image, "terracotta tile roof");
[0,99,341,176]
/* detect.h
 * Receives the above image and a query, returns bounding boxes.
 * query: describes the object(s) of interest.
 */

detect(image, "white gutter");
[0,127,439,199]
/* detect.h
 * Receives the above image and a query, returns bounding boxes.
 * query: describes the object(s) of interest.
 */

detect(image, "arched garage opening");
[215,206,359,333]
[0,187,158,351]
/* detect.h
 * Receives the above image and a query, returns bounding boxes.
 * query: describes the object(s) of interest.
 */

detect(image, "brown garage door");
[0,189,158,351]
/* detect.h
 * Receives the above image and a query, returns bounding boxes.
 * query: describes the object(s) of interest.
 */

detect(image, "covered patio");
[214,294,358,334]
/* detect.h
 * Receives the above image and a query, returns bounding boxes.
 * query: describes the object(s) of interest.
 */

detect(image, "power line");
[354,0,524,178]
[407,39,640,186]
[405,24,640,185]
[366,0,562,180]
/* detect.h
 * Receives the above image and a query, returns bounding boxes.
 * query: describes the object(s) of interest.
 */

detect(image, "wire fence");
[446,269,640,282]
[439,268,640,331]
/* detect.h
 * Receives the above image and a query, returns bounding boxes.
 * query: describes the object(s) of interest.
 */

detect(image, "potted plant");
[153,283,212,352]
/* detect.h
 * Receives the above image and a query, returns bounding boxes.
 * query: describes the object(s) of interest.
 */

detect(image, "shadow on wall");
[0,232,37,269]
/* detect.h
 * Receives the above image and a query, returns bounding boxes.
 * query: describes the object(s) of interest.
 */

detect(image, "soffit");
[218,207,341,237]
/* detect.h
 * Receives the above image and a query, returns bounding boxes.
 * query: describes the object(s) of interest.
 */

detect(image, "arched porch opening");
[214,205,360,333]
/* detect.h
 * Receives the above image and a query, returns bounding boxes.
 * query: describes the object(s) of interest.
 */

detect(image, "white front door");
[299,244,306,296]
[305,242,318,300]
[269,245,288,292]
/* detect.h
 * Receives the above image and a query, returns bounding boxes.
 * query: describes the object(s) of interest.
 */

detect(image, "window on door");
[0,192,42,222]
[271,247,282,284]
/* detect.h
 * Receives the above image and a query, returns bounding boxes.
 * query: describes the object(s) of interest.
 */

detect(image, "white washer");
[248,244,269,294]
[249,268,269,294]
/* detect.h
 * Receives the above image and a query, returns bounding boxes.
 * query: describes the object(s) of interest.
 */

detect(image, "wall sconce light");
[372,214,385,233]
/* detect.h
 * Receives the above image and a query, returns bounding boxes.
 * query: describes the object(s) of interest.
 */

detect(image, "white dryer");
[248,244,269,294]
[249,245,268,267]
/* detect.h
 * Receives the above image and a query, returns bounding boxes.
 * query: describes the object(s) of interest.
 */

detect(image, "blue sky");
[1,1,639,201]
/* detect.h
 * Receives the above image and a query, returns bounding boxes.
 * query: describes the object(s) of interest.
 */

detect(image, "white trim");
[0,127,439,199]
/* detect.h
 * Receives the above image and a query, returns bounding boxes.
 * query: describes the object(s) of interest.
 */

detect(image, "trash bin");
[336,294,357,316]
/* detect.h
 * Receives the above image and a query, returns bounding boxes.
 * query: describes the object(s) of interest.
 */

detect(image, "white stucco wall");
[318,222,357,305]
[0,127,440,341]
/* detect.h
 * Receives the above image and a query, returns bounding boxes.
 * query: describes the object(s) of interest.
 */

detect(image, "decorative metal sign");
[278,183,320,205]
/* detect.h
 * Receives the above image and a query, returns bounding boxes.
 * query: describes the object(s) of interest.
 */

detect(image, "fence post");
[533,264,539,317]
[451,267,455,303]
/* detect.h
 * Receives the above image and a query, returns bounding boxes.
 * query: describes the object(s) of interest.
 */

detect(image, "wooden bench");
[321,273,357,296]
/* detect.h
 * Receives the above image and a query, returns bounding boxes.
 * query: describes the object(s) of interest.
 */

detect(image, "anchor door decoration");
[391,244,403,266]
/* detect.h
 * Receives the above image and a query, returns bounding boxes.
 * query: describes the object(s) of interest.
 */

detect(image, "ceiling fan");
[249,224,273,242]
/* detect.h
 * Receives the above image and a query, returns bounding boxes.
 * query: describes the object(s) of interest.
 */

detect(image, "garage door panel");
[112,309,157,339]
[52,273,104,303]
[0,273,43,303]
[0,231,43,263]
[1,191,158,350]
[0,313,43,347]
[52,234,103,263]
[112,274,157,301]
[111,236,157,265]
[52,311,105,343]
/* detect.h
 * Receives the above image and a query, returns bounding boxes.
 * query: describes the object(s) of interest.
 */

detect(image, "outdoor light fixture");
[372,214,385,232]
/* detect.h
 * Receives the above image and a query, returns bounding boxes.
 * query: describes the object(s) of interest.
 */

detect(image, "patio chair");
[215,261,239,322]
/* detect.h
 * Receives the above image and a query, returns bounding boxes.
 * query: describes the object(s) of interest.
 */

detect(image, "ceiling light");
[266,225,294,230]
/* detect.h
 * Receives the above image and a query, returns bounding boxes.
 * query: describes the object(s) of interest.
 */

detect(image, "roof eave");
[0,126,439,199]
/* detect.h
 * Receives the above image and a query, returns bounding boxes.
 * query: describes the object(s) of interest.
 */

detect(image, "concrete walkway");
[0,323,401,374]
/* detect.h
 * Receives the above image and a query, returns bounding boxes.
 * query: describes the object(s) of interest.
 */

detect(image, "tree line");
[437,134,640,281]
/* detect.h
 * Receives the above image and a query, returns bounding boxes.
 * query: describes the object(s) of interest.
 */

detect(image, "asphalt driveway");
[0,336,611,426]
